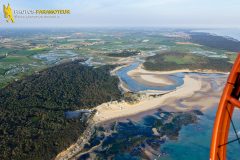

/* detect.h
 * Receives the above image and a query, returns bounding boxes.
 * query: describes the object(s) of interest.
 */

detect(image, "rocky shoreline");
[56,109,203,160]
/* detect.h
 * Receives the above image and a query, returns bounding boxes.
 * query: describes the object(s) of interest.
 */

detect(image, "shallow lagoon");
[116,62,227,92]
[116,62,184,92]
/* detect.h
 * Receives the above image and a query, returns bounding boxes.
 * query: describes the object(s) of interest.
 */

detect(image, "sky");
[0,0,240,28]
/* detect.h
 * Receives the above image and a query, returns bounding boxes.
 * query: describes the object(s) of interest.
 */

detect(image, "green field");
[0,56,32,63]
[144,52,233,72]
[163,54,195,64]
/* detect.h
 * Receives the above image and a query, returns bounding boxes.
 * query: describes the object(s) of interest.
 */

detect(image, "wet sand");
[130,74,174,86]
[175,42,202,46]
[127,64,226,87]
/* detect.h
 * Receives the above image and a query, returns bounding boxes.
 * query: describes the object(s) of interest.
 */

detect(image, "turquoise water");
[80,109,202,160]
[161,108,215,160]
[161,107,240,160]
[80,106,240,160]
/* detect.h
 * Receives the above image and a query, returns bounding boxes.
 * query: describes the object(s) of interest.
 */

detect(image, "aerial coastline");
[94,63,227,123]
[93,75,201,123]
[0,28,236,160]
[55,62,227,160]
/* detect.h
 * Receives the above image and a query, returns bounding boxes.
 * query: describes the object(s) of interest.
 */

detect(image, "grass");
[0,56,32,64]
[12,48,50,56]
[163,54,195,65]
[0,68,6,75]
[144,52,233,72]
[0,76,14,88]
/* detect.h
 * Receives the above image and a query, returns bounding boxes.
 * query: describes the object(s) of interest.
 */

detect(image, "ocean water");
[161,107,240,160]
[80,109,202,160]
[160,108,215,160]
[82,107,240,160]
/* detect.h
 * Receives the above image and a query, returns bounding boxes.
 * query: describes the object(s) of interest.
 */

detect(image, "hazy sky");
[1,0,240,28]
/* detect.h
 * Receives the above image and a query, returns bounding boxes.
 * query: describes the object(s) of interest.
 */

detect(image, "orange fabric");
[210,54,240,160]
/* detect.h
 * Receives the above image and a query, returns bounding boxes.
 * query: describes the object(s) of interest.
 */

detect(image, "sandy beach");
[175,42,202,46]
[55,74,205,160]
[93,75,201,123]
[93,63,227,123]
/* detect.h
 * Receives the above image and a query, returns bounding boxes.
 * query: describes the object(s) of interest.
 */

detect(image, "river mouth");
[116,62,227,93]
[116,62,184,92]
[59,63,233,160]
[73,65,231,160]
[63,63,230,160]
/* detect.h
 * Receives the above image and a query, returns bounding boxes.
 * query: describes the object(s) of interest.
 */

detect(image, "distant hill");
[0,60,122,160]
[143,52,233,72]
[190,32,240,52]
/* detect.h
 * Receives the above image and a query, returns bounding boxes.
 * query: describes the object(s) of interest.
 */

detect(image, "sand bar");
[127,64,227,87]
